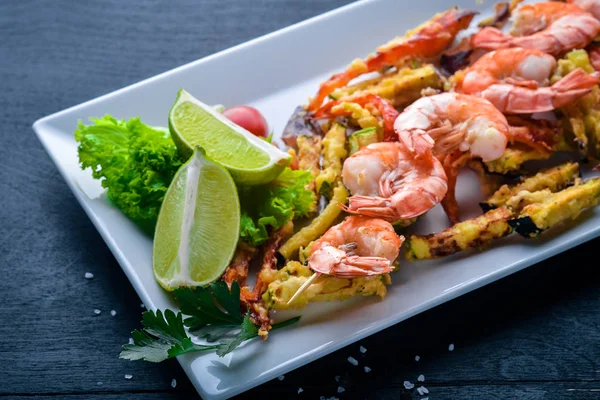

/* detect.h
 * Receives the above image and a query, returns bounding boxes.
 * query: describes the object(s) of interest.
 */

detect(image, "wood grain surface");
[0,1,599,399]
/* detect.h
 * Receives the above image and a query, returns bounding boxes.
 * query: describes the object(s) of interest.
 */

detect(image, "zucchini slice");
[482,162,580,211]
[405,206,513,260]
[510,178,600,238]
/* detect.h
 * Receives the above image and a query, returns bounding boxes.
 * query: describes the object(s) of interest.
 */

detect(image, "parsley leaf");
[120,282,300,362]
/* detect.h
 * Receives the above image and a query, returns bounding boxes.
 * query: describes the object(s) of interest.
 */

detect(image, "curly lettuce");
[75,115,183,234]
[239,168,316,246]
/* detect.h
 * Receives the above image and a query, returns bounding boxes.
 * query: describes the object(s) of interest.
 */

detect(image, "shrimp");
[286,216,402,305]
[306,8,477,112]
[394,92,510,162]
[471,2,600,56]
[567,0,600,20]
[455,48,600,114]
[393,92,557,223]
[341,142,448,222]
[312,93,399,141]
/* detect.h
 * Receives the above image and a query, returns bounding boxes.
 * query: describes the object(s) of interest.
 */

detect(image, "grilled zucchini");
[405,206,513,260]
[263,261,390,310]
[552,49,600,160]
[510,178,600,238]
[297,135,322,179]
[315,123,348,198]
[482,162,580,211]
[484,144,552,174]
[279,184,349,260]
[330,64,444,109]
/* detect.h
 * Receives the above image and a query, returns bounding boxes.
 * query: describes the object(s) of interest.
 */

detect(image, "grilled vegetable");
[510,178,600,238]
[482,162,580,211]
[330,64,444,109]
[484,144,552,174]
[297,135,322,179]
[279,184,349,259]
[263,261,390,310]
[405,207,513,260]
[348,127,379,155]
[552,50,600,160]
[315,123,348,198]
[281,105,323,149]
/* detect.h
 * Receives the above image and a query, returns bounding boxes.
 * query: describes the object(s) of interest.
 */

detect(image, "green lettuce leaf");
[74,115,183,234]
[238,168,316,246]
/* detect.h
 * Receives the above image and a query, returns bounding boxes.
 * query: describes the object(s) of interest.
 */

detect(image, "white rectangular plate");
[33,0,600,398]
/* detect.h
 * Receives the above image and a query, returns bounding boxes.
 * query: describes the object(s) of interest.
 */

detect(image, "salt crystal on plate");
[448,343,455,351]
[297,387,303,394]
[347,356,358,366]
[415,355,420,362]
[128,337,134,344]
[417,386,429,395]
[140,303,145,308]
[364,366,371,373]
[171,378,177,388]
[359,345,367,353]
[418,374,425,382]
[84,272,94,279]
[403,380,414,390]
[94,309,101,315]
[124,374,133,380]
[110,310,117,317]
[278,375,285,381]
[335,376,340,382]
[337,386,345,393]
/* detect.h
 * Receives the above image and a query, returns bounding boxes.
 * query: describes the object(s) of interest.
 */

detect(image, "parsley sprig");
[120,281,299,362]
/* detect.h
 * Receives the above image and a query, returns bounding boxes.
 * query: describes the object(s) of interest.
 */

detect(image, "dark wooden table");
[1,1,599,399]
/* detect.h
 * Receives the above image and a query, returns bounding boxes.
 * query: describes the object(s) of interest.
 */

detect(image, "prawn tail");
[333,256,394,278]
[343,195,398,221]
[550,68,600,108]
[471,27,512,50]
[588,46,600,71]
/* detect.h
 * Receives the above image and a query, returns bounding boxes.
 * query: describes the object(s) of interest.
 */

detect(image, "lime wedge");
[153,147,240,290]
[169,89,291,185]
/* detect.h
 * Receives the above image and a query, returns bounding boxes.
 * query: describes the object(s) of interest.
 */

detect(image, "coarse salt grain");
[124,374,133,380]
[335,376,340,382]
[337,386,345,393]
[297,387,303,394]
[140,303,145,308]
[418,374,425,382]
[84,272,94,279]
[448,343,455,351]
[128,337,134,344]
[415,355,420,362]
[347,356,358,366]
[94,309,101,315]
[364,366,371,373]
[417,386,429,395]
[171,378,177,388]
[359,345,367,353]
[403,380,414,390]
[110,310,117,317]
[278,375,285,381]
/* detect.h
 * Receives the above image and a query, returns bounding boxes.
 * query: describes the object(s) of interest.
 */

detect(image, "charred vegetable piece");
[315,124,348,198]
[330,65,444,109]
[263,261,390,310]
[482,162,580,211]
[279,184,349,260]
[552,50,600,160]
[510,178,600,238]
[484,144,552,174]
[348,127,379,155]
[281,106,323,149]
[405,207,513,260]
[297,135,322,179]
